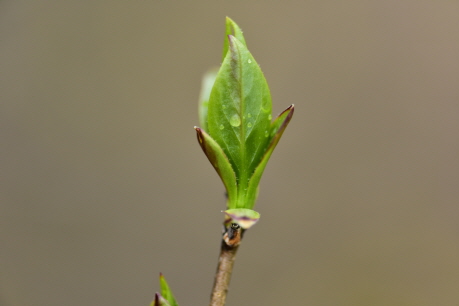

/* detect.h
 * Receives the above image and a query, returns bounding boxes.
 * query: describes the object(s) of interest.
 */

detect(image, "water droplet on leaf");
[229,114,241,127]
[247,113,252,118]
[264,130,269,137]
[248,59,252,64]
[219,124,224,130]
[268,114,272,120]
[247,122,252,128]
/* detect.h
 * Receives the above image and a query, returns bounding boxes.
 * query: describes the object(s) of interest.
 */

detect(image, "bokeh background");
[1,1,459,305]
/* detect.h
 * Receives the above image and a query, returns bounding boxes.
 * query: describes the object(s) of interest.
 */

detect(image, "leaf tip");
[288,104,294,116]
[194,127,204,144]
[227,34,236,44]
[283,104,294,114]
[153,293,160,306]
[286,105,294,119]
[275,104,294,125]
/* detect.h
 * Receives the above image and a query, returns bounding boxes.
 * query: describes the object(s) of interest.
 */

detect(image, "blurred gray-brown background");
[1,1,459,305]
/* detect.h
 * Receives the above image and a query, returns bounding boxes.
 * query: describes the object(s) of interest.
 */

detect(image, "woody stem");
[209,240,239,306]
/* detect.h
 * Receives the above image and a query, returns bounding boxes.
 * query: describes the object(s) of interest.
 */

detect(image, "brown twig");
[209,239,239,306]
[209,223,244,306]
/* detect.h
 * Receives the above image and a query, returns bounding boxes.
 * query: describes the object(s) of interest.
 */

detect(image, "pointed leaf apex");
[153,293,160,306]
[159,274,178,306]
[227,34,240,47]
[194,127,204,144]
[280,104,294,117]
[222,18,247,61]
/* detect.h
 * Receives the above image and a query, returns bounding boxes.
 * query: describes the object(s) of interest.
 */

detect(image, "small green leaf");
[198,68,219,132]
[159,274,179,306]
[224,208,260,229]
[195,127,237,205]
[222,17,247,62]
[208,35,272,209]
[245,105,294,209]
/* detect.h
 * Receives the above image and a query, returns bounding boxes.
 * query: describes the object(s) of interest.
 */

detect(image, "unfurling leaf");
[196,18,293,214]
[159,274,179,306]
[207,35,272,209]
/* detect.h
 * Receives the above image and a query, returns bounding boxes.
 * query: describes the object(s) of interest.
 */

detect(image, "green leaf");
[198,68,219,132]
[208,35,272,209]
[159,274,179,306]
[224,208,260,229]
[222,17,247,62]
[195,127,238,206]
[245,105,294,209]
